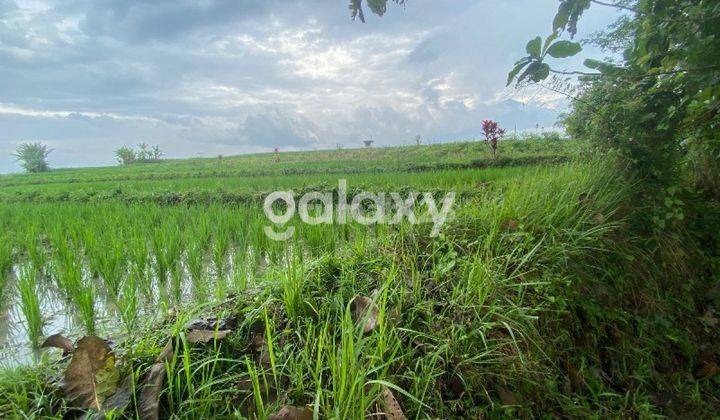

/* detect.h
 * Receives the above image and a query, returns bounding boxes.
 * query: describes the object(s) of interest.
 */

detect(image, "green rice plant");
[17,264,42,347]
[0,236,13,304]
[280,255,306,319]
[95,235,125,298]
[117,275,138,332]
[186,240,207,301]
[23,230,45,276]
[75,282,96,335]
[212,224,230,278]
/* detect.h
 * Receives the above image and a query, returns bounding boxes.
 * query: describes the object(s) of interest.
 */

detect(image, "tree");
[115,146,136,165]
[151,145,163,160]
[504,0,720,196]
[137,143,150,161]
[13,142,51,173]
[115,144,163,165]
[415,134,422,146]
[482,120,505,159]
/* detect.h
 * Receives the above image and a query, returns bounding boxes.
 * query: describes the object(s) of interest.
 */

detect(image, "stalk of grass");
[280,255,305,319]
[245,357,266,420]
[76,282,96,335]
[17,264,42,347]
[117,275,138,332]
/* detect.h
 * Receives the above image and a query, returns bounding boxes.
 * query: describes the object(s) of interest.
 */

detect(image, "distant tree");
[137,143,150,160]
[482,120,506,159]
[115,144,162,165]
[13,142,51,173]
[415,134,422,146]
[151,145,163,160]
[115,146,136,165]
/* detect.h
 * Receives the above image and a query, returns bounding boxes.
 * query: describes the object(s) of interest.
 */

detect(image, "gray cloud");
[0,0,620,172]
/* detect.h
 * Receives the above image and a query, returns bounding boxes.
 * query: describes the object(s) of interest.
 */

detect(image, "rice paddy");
[0,139,716,418]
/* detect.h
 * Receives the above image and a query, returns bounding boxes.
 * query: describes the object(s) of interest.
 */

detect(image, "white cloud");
[0,0,621,172]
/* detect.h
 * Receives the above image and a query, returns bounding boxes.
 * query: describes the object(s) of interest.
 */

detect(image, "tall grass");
[0,236,13,304]
[17,264,42,347]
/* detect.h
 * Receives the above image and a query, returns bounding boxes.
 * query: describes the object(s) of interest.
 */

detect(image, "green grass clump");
[17,264,42,347]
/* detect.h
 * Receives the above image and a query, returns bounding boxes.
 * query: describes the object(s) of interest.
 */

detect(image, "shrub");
[13,142,51,173]
[115,146,136,165]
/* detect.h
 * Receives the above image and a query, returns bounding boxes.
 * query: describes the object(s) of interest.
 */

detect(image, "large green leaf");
[507,58,531,86]
[546,40,582,58]
[526,36,542,58]
[531,63,551,82]
[519,61,550,84]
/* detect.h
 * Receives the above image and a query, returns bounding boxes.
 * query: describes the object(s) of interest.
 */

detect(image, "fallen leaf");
[103,375,133,413]
[186,329,231,343]
[497,387,519,406]
[185,315,238,331]
[382,386,407,420]
[63,336,119,410]
[139,340,174,420]
[351,296,379,333]
[268,405,313,420]
[695,361,720,379]
[41,333,74,356]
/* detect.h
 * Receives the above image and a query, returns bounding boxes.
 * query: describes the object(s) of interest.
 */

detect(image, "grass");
[17,264,42,347]
[0,138,717,418]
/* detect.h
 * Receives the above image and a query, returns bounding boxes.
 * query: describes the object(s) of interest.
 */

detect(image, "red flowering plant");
[482,119,506,159]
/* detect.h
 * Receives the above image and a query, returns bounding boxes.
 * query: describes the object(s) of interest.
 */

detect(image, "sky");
[0,0,621,173]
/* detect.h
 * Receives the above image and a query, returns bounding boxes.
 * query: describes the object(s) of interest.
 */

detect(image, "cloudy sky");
[0,0,620,172]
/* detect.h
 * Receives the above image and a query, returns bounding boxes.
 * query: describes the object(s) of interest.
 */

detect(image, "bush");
[13,143,51,173]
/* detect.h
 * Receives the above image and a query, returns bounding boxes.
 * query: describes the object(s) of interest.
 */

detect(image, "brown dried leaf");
[497,387,519,406]
[41,333,74,356]
[351,295,379,333]
[695,361,720,379]
[139,363,166,420]
[268,405,313,420]
[103,375,132,413]
[156,340,173,363]
[63,336,119,410]
[382,386,407,420]
[186,329,231,343]
[139,340,174,420]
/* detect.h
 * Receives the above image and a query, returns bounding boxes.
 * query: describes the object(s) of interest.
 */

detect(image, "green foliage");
[115,144,163,165]
[13,143,51,173]
[511,1,720,199]
[507,34,582,85]
[114,147,136,165]
[349,0,405,22]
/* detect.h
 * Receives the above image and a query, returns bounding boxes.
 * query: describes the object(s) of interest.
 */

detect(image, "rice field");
[1,140,565,363]
[0,138,715,418]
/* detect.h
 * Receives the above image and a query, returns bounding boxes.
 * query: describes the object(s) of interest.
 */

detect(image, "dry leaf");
[41,333,74,356]
[139,363,166,420]
[63,336,119,410]
[695,361,720,379]
[139,340,174,420]
[103,375,133,413]
[351,296,379,333]
[382,386,407,420]
[497,387,519,406]
[268,405,313,420]
[186,329,231,343]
